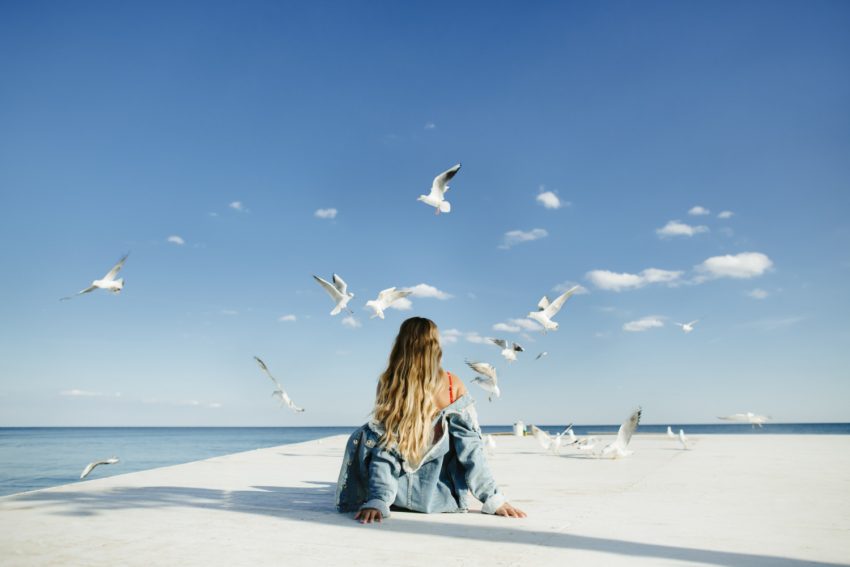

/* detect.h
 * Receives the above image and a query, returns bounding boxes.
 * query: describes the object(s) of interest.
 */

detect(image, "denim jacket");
[335,393,507,518]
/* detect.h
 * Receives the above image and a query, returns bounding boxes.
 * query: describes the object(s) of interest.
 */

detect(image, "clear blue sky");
[1,1,848,426]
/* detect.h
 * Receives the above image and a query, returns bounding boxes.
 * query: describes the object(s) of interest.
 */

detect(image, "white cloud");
[440,329,462,344]
[278,314,297,322]
[441,329,489,345]
[342,316,362,328]
[696,252,773,279]
[688,205,710,216]
[464,332,490,344]
[500,228,548,249]
[656,220,709,238]
[717,210,735,219]
[586,268,683,292]
[388,297,413,311]
[493,322,520,333]
[509,318,544,332]
[315,208,338,220]
[553,281,589,294]
[229,201,245,212]
[747,288,769,300]
[408,283,452,300]
[536,191,563,210]
[60,389,121,398]
[424,122,436,130]
[167,235,185,245]
[622,316,665,332]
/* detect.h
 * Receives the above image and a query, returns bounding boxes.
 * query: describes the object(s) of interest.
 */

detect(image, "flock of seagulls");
[530,408,643,458]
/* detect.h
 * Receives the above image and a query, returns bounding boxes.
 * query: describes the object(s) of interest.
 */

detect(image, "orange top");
[448,371,454,404]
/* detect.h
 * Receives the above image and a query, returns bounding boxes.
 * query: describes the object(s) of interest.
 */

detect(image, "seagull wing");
[490,338,508,349]
[465,360,497,380]
[531,425,552,450]
[431,163,461,195]
[278,389,305,412]
[537,296,550,311]
[102,254,129,282]
[377,287,412,308]
[615,407,642,450]
[687,320,699,327]
[80,457,119,479]
[512,343,524,352]
[542,286,579,318]
[254,356,282,389]
[314,275,344,301]
[332,273,349,295]
[61,285,97,300]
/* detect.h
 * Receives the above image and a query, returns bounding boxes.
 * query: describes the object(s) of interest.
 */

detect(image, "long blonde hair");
[373,317,443,466]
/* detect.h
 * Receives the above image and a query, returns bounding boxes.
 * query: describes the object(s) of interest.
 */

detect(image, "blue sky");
[1,1,848,426]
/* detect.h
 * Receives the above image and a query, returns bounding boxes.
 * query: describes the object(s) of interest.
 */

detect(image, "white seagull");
[678,429,690,450]
[254,356,305,413]
[466,360,500,401]
[484,434,497,455]
[718,412,770,428]
[675,320,699,333]
[601,407,642,458]
[535,351,548,360]
[532,424,573,454]
[527,285,580,332]
[80,457,119,480]
[666,426,676,439]
[313,273,354,316]
[365,287,412,319]
[491,338,524,363]
[61,254,129,300]
[567,429,598,451]
[418,163,461,215]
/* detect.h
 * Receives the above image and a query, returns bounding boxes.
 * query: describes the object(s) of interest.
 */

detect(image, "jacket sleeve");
[449,402,507,514]
[360,447,401,518]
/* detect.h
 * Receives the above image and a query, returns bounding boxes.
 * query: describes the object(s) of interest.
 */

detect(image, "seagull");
[254,356,305,413]
[80,457,119,480]
[678,429,690,450]
[567,429,598,451]
[535,352,548,360]
[527,285,580,333]
[417,163,460,215]
[718,412,770,428]
[531,424,573,454]
[675,320,699,333]
[491,338,524,363]
[601,407,642,458]
[484,434,497,455]
[364,287,412,319]
[61,254,129,300]
[313,274,354,315]
[667,426,676,439]
[466,360,500,401]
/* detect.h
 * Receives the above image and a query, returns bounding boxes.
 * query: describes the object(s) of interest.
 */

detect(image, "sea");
[1,423,848,498]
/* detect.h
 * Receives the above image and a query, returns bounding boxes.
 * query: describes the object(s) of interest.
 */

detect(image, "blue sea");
[1,423,848,497]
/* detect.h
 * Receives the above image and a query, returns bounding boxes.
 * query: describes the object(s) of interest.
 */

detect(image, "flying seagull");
[601,407,642,458]
[80,457,119,480]
[567,429,598,451]
[678,429,690,450]
[535,352,548,360]
[465,360,500,402]
[313,273,354,315]
[675,320,699,333]
[254,356,305,412]
[365,287,412,319]
[718,412,770,428]
[418,163,460,215]
[61,253,129,300]
[527,285,580,333]
[491,338,524,363]
[531,424,573,454]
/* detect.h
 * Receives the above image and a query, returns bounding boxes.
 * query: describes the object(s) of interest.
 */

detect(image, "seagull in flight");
[313,273,354,315]
[365,287,412,319]
[531,424,573,454]
[491,338,524,363]
[527,285,580,333]
[718,412,770,428]
[254,356,305,413]
[535,352,548,360]
[61,254,129,300]
[566,429,598,451]
[80,457,119,480]
[675,320,699,333]
[465,360,500,402]
[601,407,642,458]
[418,163,460,215]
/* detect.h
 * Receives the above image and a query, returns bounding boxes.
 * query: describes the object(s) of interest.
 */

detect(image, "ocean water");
[1,423,848,497]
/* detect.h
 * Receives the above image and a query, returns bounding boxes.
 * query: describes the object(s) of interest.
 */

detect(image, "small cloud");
[424,122,436,130]
[688,206,710,216]
[745,316,805,331]
[493,322,520,333]
[717,210,735,219]
[586,268,683,292]
[342,316,362,328]
[696,252,773,280]
[656,220,709,238]
[278,314,297,322]
[220,309,239,316]
[719,227,735,237]
[208,212,219,218]
[207,402,223,409]
[467,292,477,300]
[747,288,769,300]
[441,329,462,344]
[464,332,490,344]
[388,297,413,311]
[500,228,548,249]
[229,201,246,212]
[622,316,665,332]
[315,208,338,220]
[553,281,589,294]
[594,331,611,339]
[508,318,544,332]
[167,235,186,246]
[536,190,565,210]
[408,283,452,300]
[60,389,120,398]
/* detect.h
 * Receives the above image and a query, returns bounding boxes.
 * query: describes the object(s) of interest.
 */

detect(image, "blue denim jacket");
[335,394,507,518]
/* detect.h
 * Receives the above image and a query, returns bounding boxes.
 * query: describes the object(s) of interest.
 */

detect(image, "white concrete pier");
[1,434,849,566]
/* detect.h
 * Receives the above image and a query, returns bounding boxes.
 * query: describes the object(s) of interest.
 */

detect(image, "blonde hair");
[373,317,443,466]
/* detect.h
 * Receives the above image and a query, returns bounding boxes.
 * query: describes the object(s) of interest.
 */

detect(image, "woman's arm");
[356,448,400,522]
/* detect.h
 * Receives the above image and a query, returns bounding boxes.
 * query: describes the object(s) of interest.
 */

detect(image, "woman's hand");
[354,508,383,524]
[495,502,527,518]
